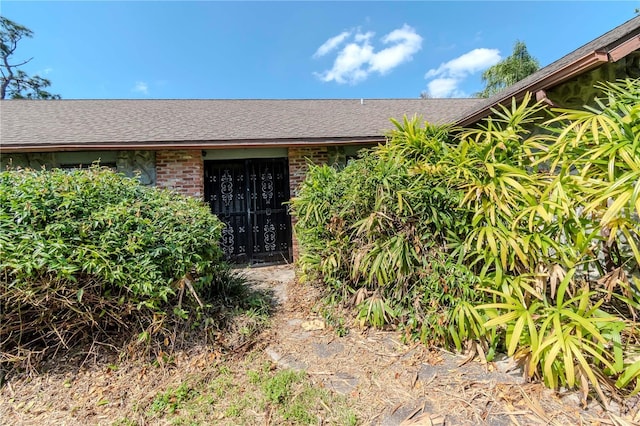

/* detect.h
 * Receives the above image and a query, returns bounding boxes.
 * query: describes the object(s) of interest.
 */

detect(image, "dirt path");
[1,264,638,425]
[244,265,639,425]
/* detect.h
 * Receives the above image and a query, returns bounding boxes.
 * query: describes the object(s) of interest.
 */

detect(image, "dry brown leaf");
[300,319,325,331]
[411,370,419,388]
[400,412,445,425]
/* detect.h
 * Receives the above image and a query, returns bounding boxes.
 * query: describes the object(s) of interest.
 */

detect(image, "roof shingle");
[1,98,482,151]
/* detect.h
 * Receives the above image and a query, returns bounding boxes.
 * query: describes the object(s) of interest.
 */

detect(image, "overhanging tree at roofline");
[0,16,60,100]
[475,41,539,98]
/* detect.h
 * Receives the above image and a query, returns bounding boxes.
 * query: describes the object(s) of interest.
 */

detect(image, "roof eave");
[0,135,386,153]
[455,50,612,128]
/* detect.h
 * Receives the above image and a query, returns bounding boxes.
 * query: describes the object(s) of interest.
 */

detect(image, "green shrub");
[449,82,640,399]
[0,166,228,368]
[292,79,640,400]
[291,119,485,349]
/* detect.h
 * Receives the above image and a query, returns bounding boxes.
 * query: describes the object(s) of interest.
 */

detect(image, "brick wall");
[156,150,204,198]
[288,147,329,196]
[287,146,330,260]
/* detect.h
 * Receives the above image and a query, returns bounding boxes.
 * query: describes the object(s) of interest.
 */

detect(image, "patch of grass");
[253,367,357,425]
[148,382,197,417]
[137,357,357,425]
[222,392,258,422]
[262,369,304,404]
[224,403,241,418]
[208,365,235,398]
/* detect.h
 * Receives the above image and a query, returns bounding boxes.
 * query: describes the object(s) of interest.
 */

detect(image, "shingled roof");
[455,15,640,126]
[0,98,481,152]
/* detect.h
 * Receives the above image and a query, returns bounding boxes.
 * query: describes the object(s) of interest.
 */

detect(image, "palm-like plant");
[292,78,640,400]
[544,80,640,270]
[460,79,640,399]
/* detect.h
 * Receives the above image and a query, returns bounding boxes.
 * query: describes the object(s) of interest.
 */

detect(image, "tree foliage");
[475,41,539,98]
[0,16,60,99]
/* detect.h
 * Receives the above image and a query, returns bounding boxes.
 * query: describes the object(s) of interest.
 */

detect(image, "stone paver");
[312,341,345,359]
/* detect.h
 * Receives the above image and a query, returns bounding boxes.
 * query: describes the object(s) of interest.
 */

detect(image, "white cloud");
[423,48,501,98]
[313,31,351,58]
[317,41,374,84]
[426,48,501,79]
[354,31,374,43]
[427,78,462,98]
[132,81,149,95]
[313,24,422,85]
[370,25,423,74]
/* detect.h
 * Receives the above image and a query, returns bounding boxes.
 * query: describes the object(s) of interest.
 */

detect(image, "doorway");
[204,158,292,265]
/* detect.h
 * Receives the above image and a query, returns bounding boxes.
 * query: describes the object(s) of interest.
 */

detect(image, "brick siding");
[288,147,329,196]
[156,150,204,198]
[287,146,330,259]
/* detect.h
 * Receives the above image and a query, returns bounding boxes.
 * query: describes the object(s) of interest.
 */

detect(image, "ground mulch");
[1,264,639,425]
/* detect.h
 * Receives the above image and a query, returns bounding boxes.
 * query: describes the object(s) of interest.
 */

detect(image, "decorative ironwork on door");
[204,158,292,264]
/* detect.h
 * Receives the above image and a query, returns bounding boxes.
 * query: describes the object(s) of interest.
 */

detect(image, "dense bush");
[292,120,485,348]
[451,82,640,400]
[0,166,228,368]
[292,79,640,400]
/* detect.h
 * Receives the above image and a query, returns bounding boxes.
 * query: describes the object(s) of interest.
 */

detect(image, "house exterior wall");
[287,146,330,196]
[1,151,118,170]
[287,145,372,194]
[2,145,355,202]
[172,145,373,260]
[156,150,204,198]
[1,152,58,170]
[116,151,156,185]
[547,50,640,109]
[0,150,156,184]
[160,148,317,200]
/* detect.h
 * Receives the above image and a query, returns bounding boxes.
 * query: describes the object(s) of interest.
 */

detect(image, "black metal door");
[204,158,292,265]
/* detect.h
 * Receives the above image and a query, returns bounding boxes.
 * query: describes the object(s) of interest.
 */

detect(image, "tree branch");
[2,57,33,68]
[1,17,58,99]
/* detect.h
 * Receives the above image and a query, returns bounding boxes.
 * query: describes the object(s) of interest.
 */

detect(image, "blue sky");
[3,1,639,99]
